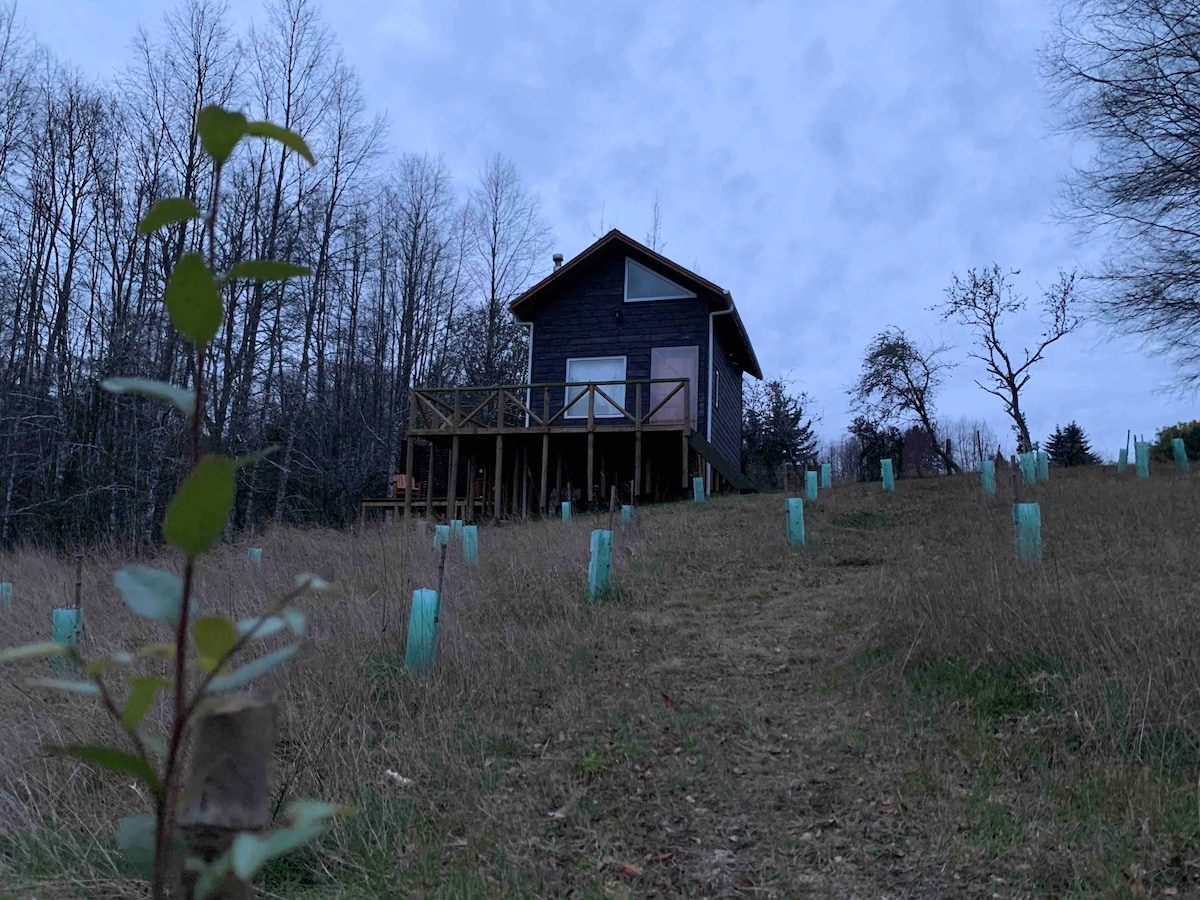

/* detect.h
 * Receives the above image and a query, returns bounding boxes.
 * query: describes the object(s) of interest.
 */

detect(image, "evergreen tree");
[742,379,817,488]
[850,415,905,482]
[1045,421,1101,467]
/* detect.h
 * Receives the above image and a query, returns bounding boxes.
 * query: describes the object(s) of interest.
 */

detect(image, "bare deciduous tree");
[935,265,1081,453]
[466,154,551,386]
[1044,0,1200,387]
[849,327,958,473]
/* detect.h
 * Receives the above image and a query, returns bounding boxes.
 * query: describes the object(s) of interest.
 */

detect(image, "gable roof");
[509,229,763,380]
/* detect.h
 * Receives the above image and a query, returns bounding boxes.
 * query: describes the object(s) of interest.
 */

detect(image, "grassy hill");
[2,464,1198,898]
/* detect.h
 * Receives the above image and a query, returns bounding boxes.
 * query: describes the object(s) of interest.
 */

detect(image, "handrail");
[410,378,691,431]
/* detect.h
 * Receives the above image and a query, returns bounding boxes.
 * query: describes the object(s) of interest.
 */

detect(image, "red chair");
[391,474,420,499]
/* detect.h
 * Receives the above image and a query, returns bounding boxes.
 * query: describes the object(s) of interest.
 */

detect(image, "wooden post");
[542,386,549,513]
[447,435,460,524]
[556,453,564,506]
[608,483,618,532]
[634,383,643,500]
[404,394,418,520]
[587,386,595,504]
[494,435,504,519]
[521,445,529,519]
[681,380,691,488]
[465,454,476,523]
[180,693,275,900]
[1010,454,1021,504]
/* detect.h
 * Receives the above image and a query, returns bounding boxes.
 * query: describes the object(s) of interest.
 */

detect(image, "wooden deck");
[403,379,694,520]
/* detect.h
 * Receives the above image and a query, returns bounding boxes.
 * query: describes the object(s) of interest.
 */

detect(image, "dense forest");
[0,0,555,546]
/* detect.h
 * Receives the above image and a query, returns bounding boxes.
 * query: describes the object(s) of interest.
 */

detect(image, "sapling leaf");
[84,652,136,676]
[29,678,99,696]
[116,813,158,878]
[233,445,280,471]
[137,197,201,235]
[205,644,299,693]
[101,377,196,417]
[237,609,306,640]
[121,677,171,731]
[227,800,351,881]
[165,253,222,345]
[194,616,238,661]
[55,744,161,792]
[0,643,73,664]
[295,573,334,593]
[163,456,236,555]
[114,565,184,627]
[226,260,311,281]
[137,643,177,660]
[197,105,248,166]
[140,732,168,761]
[245,119,315,165]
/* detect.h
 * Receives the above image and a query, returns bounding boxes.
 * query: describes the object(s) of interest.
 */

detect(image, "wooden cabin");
[402,229,762,520]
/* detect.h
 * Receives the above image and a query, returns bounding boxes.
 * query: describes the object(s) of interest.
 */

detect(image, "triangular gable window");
[624,258,697,302]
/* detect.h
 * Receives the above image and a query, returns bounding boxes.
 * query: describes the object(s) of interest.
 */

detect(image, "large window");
[565,356,627,418]
[624,258,696,302]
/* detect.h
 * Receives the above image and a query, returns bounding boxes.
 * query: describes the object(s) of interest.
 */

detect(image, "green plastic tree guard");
[404,589,440,676]
[805,470,818,501]
[1036,451,1049,481]
[462,526,479,565]
[561,501,572,522]
[1117,448,1128,472]
[1019,452,1037,486]
[416,518,427,538]
[52,607,82,673]
[0,582,10,606]
[587,529,613,601]
[881,458,895,493]
[981,459,996,495]
[693,476,705,502]
[248,547,262,565]
[621,504,633,524]
[1173,437,1189,472]
[1014,502,1042,565]
[433,524,450,549]
[1135,441,1150,478]
[786,497,805,547]
[450,519,464,539]
[820,463,831,490]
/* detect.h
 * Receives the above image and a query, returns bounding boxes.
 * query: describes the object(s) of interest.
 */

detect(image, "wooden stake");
[180,693,276,899]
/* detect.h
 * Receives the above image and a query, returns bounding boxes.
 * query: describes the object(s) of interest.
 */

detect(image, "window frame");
[623,257,697,303]
[564,355,628,419]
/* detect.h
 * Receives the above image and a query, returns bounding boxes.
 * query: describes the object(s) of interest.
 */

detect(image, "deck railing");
[409,378,692,434]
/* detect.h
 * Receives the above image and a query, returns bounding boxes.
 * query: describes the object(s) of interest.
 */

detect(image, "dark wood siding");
[528,253,711,435]
[710,324,746,471]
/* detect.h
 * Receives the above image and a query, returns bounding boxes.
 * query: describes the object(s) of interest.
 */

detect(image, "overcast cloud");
[26,0,1193,456]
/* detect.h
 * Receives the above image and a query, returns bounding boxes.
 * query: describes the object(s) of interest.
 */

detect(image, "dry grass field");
[1,463,1199,898]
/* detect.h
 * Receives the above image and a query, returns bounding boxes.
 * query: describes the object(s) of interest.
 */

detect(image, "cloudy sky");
[26,0,1193,456]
